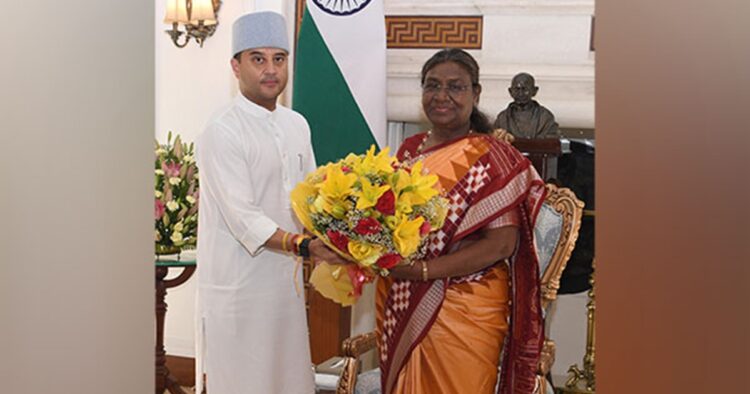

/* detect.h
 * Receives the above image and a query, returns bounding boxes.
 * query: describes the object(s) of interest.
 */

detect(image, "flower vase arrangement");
[291,146,447,306]
[154,132,199,256]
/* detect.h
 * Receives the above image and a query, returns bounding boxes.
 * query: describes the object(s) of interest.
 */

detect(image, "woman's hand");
[388,261,422,280]
[493,128,515,143]
[389,226,519,281]
[308,238,350,266]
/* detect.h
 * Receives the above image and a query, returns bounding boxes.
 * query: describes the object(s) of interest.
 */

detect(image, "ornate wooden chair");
[533,183,585,393]
[335,183,584,394]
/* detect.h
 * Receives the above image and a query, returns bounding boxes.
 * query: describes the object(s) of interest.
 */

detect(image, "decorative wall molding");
[385,0,594,15]
[386,15,482,49]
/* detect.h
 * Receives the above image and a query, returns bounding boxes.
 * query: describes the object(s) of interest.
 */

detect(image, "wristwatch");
[298,237,312,259]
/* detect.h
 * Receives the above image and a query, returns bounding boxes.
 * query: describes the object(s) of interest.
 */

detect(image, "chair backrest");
[533,183,584,310]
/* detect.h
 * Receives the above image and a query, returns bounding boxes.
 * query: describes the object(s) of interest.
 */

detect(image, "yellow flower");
[342,153,362,168]
[319,165,357,201]
[290,180,317,231]
[169,177,181,186]
[355,178,390,210]
[393,215,425,257]
[312,195,351,219]
[355,145,395,176]
[390,169,411,195]
[403,161,439,205]
[186,195,196,205]
[166,200,179,212]
[395,191,413,214]
[383,215,399,230]
[173,221,184,232]
[330,200,351,219]
[155,190,163,198]
[312,195,328,213]
[347,240,383,266]
[306,162,331,184]
[430,200,448,230]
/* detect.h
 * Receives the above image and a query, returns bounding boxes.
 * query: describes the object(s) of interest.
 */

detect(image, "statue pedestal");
[512,138,565,181]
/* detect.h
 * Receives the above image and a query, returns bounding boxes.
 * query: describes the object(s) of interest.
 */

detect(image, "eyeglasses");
[422,82,472,96]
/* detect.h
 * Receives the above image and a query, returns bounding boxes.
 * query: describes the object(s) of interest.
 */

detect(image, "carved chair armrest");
[338,332,378,394]
[538,339,556,376]
[342,331,378,358]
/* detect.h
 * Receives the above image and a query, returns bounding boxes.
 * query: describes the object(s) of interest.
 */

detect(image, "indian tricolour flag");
[293,0,387,165]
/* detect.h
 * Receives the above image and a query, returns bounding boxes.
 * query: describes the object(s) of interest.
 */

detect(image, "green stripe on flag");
[293,8,377,165]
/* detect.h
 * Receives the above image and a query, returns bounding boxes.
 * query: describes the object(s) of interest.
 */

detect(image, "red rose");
[376,253,402,270]
[354,217,382,235]
[420,219,431,236]
[326,230,350,252]
[375,190,396,215]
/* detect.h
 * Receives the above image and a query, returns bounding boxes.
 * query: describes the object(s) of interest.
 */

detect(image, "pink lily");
[164,162,181,178]
[154,199,166,220]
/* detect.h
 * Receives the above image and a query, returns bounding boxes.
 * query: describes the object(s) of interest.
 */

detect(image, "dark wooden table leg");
[155,266,195,394]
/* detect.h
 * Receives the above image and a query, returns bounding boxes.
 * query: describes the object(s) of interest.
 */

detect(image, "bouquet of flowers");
[154,132,199,255]
[291,145,447,305]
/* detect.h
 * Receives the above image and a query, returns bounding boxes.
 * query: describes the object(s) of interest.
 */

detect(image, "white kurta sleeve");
[197,124,278,256]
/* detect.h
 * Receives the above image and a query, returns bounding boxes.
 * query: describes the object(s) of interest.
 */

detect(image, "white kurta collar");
[235,94,276,119]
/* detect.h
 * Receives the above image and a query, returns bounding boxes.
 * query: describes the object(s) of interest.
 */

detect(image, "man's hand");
[308,239,350,266]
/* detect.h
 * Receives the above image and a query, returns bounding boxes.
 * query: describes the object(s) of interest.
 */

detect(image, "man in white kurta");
[197,95,317,393]
[194,11,346,394]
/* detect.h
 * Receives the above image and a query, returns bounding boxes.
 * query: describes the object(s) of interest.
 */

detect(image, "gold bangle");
[281,231,290,253]
[421,260,428,281]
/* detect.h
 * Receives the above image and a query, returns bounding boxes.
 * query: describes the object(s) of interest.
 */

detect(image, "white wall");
[386,0,595,128]
[0,1,154,392]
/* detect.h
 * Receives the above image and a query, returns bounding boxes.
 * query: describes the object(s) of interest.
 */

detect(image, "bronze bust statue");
[494,72,561,139]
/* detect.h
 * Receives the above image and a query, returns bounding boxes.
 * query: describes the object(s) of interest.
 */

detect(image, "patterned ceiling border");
[295,1,482,49]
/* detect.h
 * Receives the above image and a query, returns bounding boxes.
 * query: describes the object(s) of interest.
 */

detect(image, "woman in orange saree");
[376,48,546,394]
